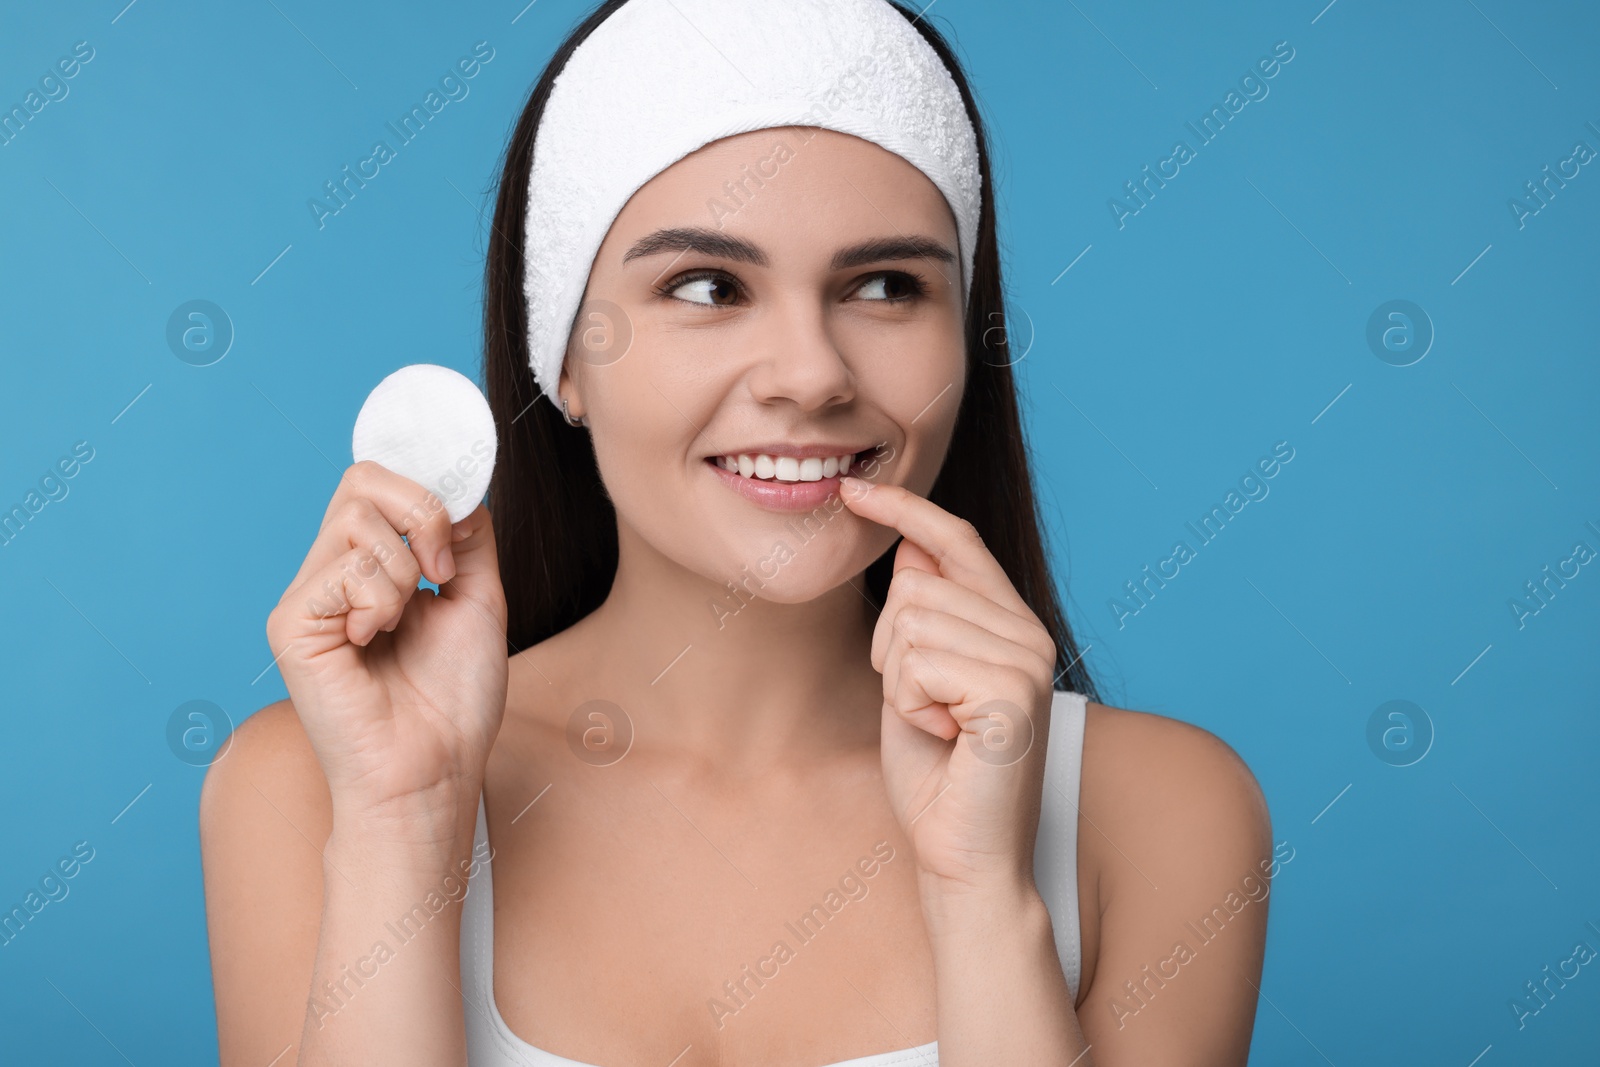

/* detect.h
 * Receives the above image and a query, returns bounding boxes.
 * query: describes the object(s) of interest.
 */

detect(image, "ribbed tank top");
[460,688,1089,1066]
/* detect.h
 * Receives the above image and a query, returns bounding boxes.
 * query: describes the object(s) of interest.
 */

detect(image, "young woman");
[200,2,1272,1064]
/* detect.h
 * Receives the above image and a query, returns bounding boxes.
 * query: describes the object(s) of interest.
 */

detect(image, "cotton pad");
[351,364,498,524]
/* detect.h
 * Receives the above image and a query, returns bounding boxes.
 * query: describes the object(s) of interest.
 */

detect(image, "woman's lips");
[703,456,850,512]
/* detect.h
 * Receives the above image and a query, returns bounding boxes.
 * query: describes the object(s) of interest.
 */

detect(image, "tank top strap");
[460,791,511,1056]
[1033,688,1089,1003]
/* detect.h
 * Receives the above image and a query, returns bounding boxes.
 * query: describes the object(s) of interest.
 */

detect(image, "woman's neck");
[560,521,887,772]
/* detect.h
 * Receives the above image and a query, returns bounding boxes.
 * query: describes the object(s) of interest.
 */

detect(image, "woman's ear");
[556,364,584,421]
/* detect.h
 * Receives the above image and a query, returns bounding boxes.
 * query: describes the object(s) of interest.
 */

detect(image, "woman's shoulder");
[1077,698,1272,877]
[200,699,326,808]
[1081,699,1265,796]
[1068,698,1274,1028]
[199,699,332,854]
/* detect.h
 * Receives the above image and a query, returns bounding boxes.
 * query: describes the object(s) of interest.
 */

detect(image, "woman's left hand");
[839,476,1060,899]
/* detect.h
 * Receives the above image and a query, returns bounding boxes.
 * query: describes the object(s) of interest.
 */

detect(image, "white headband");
[522,0,982,410]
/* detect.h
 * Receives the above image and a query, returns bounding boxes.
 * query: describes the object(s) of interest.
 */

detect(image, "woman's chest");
[483,768,939,1066]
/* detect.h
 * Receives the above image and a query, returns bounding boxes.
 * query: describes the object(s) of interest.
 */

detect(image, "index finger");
[292,460,457,589]
[838,476,1029,615]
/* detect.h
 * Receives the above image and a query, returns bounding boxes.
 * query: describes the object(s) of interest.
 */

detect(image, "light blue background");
[2,0,1596,1062]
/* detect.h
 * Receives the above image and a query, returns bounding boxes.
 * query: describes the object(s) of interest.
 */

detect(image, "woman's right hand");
[264,461,509,830]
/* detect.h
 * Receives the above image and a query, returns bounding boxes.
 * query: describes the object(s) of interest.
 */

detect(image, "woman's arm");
[200,700,482,1066]
[201,468,507,1064]
[1074,705,1275,1065]
[301,782,480,1064]
[838,480,1272,1063]
[917,706,1272,1067]
[199,702,330,1064]
[920,878,1090,1064]
[839,478,1093,1063]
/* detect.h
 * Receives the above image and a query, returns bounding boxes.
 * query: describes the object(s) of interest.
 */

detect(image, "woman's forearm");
[923,878,1092,1067]
[297,799,479,1066]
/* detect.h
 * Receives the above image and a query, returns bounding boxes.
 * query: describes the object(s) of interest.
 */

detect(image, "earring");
[562,397,588,428]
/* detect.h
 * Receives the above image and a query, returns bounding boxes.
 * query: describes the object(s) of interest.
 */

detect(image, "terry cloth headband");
[522,0,983,410]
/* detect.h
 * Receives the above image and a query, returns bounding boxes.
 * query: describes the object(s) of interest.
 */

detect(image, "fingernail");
[841,475,871,492]
[436,548,456,583]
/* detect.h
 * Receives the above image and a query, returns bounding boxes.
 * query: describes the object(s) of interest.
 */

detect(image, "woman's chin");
[703,537,883,607]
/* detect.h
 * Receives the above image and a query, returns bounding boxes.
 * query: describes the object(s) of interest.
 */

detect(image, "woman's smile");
[702,445,872,511]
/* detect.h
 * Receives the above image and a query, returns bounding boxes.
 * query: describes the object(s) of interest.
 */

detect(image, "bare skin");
[201,127,1272,1067]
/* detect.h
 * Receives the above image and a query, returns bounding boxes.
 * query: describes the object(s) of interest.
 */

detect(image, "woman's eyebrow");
[623,227,766,266]
[830,235,955,271]
[621,227,955,271]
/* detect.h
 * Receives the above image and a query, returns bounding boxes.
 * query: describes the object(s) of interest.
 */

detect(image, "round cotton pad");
[351,364,498,524]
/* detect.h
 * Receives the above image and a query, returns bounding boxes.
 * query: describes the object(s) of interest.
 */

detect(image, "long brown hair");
[481,0,1097,700]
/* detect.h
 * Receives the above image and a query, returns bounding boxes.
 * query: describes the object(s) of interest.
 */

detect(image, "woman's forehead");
[602,127,960,262]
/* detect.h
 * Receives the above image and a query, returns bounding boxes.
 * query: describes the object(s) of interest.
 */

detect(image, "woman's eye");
[664,272,739,306]
[658,269,926,306]
[853,271,926,302]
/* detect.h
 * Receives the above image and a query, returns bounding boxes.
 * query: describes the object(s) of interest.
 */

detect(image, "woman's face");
[559,126,967,603]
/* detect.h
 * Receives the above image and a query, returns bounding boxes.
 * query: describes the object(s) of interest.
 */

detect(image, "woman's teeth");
[714,452,855,482]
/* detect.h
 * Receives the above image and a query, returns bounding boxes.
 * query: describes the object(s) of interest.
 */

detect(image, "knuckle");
[336,463,376,504]
[335,495,377,531]
[904,647,935,679]
[1003,664,1040,702]
[388,539,424,584]
[894,567,929,597]
[374,581,406,613]
[895,604,927,642]
[346,459,385,487]
[1028,626,1057,666]
[347,544,385,580]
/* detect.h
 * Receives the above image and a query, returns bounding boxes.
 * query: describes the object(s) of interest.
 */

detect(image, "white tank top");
[460,689,1089,1066]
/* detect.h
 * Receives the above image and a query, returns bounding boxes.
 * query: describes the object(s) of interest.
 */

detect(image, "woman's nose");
[743,299,855,412]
